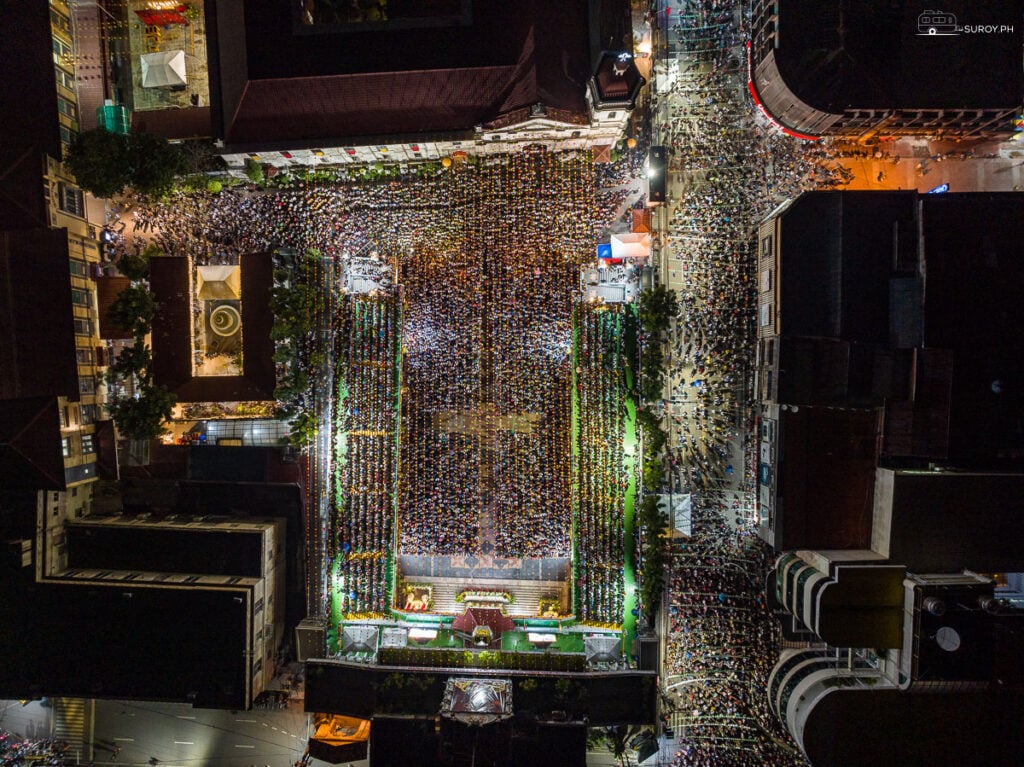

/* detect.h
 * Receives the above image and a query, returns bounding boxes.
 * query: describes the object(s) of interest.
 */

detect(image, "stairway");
[52,698,91,760]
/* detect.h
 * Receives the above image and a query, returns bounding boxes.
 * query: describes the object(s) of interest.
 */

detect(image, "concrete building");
[748,0,1023,140]
[754,191,1024,766]
[202,0,642,170]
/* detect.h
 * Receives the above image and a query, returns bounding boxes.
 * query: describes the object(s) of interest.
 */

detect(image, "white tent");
[610,232,651,260]
[140,50,187,88]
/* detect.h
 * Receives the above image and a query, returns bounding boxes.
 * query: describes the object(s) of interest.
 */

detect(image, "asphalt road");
[90,699,311,767]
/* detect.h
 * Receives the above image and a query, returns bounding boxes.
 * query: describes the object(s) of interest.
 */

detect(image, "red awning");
[135,9,189,27]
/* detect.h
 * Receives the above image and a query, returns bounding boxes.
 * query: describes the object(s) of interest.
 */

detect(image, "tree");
[108,384,176,441]
[109,284,156,337]
[108,342,152,382]
[127,132,189,199]
[638,285,678,335]
[64,128,131,198]
[118,243,161,281]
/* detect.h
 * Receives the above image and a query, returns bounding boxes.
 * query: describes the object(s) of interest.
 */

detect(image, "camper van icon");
[918,10,959,35]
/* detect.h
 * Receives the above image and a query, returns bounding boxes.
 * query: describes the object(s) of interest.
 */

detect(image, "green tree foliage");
[244,157,265,184]
[128,132,189,199]
[64,129,189,200]
[108,342,152,382]
[108,283,156,337]
[118,243,161,281]
[287,409,320,450]
[107,384,176,441]
[64,128,131,198]
[638,494,670,620]
[637,284,679,335]
[639,340,665,402]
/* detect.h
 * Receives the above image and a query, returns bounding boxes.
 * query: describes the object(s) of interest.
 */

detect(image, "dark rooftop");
[774,406,880,551]
[772,0,1023,113]
[149,253,275,402]
[208,0,592,148]
[0,228,78,401]
[921,193,1024,468]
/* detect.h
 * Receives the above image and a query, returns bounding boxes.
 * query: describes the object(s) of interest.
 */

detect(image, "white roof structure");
[610,232,652,260]
[140,50,187,88]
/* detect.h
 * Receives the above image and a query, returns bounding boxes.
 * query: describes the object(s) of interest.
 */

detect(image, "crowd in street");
[663,504,805,767]
[649,0,841,764]
[0,732,70,766]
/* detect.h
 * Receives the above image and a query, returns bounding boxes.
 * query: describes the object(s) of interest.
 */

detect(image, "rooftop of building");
[206,0,596,149]
[767,0,1023,114]
[149,253,275,402]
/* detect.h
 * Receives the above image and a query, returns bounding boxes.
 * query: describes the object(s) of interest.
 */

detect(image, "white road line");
[173,741,194,745]
[234,744,255,749]
[113,738,134,742]
[234,718,258,723]
[176,715,196,720]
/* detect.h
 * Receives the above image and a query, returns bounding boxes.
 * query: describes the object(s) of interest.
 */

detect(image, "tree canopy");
[64,128,131,198]
[64,128,189,200]
[107,384,176,441]
[108,283,156,337]
[128,132,189,198]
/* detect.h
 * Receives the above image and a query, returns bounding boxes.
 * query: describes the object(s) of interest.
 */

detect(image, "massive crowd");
[334,295,397,615]
[0,732,70,767]
[575,305,630,623]
[650,0,838,765]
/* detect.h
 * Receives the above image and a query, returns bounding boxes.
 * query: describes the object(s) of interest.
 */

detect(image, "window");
[761,269,772,292]
[76,348,93,365]
[57,183,85,217]
[761,236,773,257]
[55,66,75,92]
[59,125,78,147]
[608,112,617,119]
[60,406,69,429]
[57,96,77,120]
[69,259,88,277]
[255,598,264,613]
[760,303,772,328]
[80,404,98,424]
[71,288,92,307]
[51,8,72,35]
[79,377,95,395]
[62,437,72,458]
[81,434,95,454]
[73,318,92,336]
[52,37,73,65]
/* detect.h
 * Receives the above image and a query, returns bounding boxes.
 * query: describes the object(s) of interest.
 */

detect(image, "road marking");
[234,744,255,749]
[173,741,194,745]
[176,715,196,720]
[234,718,258,723]
[113,738,134,742]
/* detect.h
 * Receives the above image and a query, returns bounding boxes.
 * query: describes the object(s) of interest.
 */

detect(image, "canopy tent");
[196,265,241,300]
[584,634,622,663]
[610,232,651,260]
[140,50,187,89]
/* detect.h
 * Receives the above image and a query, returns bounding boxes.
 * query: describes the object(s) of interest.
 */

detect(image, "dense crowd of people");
[575,305,630,623]
[0,732,70,767]
[663,505,805,767]
[397,154,590,559]
[334,295,397,614]
[650,0,837,765]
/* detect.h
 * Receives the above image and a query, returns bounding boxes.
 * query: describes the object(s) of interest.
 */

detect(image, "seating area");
[333,295,399,615]
[573,304,629,624]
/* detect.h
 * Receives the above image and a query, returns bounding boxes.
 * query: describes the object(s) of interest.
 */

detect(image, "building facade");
[748,0,1023,140]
